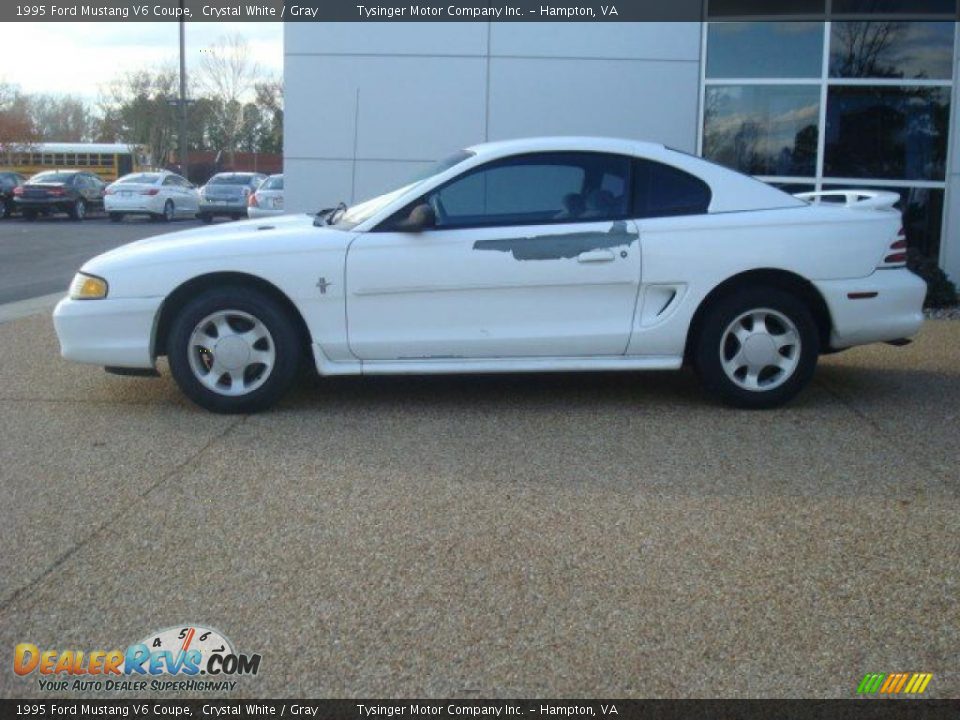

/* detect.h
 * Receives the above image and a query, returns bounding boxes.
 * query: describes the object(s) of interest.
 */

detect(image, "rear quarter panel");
[627,204,901,356]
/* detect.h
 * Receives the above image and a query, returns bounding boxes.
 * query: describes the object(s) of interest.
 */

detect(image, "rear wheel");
[0,199,9,219]
[693,287,819,409]
[198,212,213,224]
[69,198,86,221]
[109,212,123,223]
[23,210,37,221]
[231,213,242,221]
[167,286,302,413]
[162,200,175,222]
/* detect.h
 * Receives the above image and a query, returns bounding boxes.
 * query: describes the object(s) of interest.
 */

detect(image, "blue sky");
[0,22,283,99]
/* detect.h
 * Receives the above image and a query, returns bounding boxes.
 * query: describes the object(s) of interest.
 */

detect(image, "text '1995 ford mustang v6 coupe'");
[53,137,925,413]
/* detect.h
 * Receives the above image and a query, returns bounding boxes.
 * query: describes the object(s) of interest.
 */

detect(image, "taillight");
[104,187,115,195]
[879,229,908,268]
[248,193,259,207]
[12,187,23,196]
[140,189,160,196]
[47,188,65,196]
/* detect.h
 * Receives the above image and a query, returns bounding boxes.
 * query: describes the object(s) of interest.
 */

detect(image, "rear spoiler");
[794,190,900,211]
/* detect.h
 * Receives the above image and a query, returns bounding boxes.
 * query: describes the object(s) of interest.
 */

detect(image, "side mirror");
[399,203,436,232]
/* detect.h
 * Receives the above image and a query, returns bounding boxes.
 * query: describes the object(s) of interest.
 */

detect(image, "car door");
[623,157,714,355]
[345,151,642,360]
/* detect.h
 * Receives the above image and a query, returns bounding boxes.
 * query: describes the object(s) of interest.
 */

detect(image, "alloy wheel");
[186,310,276,397]
[719,308,801,392]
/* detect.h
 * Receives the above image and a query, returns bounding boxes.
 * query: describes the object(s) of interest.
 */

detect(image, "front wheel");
[109,212,123,223]
[167,287,302,413]
[0,199,9,219]
[693,287,819,409]
[198,212,212,224]
[162,200,175,222]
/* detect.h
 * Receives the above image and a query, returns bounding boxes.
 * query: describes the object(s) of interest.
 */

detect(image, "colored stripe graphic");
[857,673,885,694]
[857,672,932,695]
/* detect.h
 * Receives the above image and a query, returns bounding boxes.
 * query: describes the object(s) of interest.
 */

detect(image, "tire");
[69,198,86,221]
[23,210,37,221]
[198,213,213,224]
[162,200,174,223]
[0,199,8,220]
[109,213,123,223]
[693,287,819,410]
[167,286,302,413]
[231,213,242,221]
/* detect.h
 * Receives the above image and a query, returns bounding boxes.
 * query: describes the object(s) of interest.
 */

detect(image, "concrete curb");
[0,292,64,325]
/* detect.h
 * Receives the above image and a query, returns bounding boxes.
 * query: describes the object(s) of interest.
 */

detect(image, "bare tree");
[832,22,905,79]
[97,66,179,166]
[0,82,38,162]
[28,95,95,142]
[197,34,262,161]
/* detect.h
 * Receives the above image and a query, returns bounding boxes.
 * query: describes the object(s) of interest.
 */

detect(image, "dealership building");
[284,6,960,280]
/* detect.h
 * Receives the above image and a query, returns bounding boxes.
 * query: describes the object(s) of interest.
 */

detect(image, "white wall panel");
[490,22,701,61]
[286,22,488,57]
[283,159,353,214]
[285,55,486,165]
[487,58,700,151]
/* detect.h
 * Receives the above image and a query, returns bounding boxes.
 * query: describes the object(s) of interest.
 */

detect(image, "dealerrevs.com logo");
[13,625,261,693]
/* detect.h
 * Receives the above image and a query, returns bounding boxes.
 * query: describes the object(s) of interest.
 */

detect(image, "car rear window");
[118,173,160,184]
[31,172,75,183]
[209,175,256,186]
[262,176,283,190]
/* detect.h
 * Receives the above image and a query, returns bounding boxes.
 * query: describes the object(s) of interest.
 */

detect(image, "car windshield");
[331,150,475,229]
[262,176,283,190]
[31,172,75,183]
[118,173,160,184]
[209,175,256,186]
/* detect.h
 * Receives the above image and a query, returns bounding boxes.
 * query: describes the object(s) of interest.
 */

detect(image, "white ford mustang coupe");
[54,137,925,413]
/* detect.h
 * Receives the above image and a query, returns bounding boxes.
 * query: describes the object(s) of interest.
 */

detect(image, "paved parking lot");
[0,304,957,698]
[0,215,221,304]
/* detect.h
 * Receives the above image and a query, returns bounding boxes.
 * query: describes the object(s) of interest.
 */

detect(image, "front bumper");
[53,296,163,369]
[813,269,926,349]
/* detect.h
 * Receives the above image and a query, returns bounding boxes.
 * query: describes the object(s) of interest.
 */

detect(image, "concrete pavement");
[0,311,957,698]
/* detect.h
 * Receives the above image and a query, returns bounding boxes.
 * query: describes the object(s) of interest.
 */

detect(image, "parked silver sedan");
[247,174,284,218]
[197,172,267,223]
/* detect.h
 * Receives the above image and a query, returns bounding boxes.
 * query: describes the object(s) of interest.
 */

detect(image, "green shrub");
[908,249,959,308]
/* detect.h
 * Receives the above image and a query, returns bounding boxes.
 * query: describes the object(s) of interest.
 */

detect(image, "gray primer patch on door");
[472,220,638,261]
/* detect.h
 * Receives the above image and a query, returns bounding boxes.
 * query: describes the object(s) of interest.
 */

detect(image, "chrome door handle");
[577,249,616,263]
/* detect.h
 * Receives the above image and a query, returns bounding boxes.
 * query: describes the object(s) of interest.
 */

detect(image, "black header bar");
[0,0,956,22]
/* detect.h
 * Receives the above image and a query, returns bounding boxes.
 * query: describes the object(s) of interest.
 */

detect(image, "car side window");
[384,152,631,231]
[632,159,711,219]
[163,176,177,186]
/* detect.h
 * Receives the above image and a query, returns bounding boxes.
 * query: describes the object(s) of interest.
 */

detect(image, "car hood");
[84,214,339,274]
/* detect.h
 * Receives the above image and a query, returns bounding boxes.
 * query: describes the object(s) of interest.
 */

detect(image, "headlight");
[69,272,108,300]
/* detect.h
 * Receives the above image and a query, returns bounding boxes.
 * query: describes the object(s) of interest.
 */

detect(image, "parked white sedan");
[104,171,199,223]
[54,137,925,413]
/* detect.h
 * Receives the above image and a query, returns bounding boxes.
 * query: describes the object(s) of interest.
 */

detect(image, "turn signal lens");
[69,272,108,300]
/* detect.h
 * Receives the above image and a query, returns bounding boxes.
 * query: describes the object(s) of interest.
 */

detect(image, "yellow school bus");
[0,143,149,182]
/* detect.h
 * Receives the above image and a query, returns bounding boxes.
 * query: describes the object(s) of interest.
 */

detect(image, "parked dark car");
[13,170,106,221]
[0,171,27,219]
[197,172,267,222]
